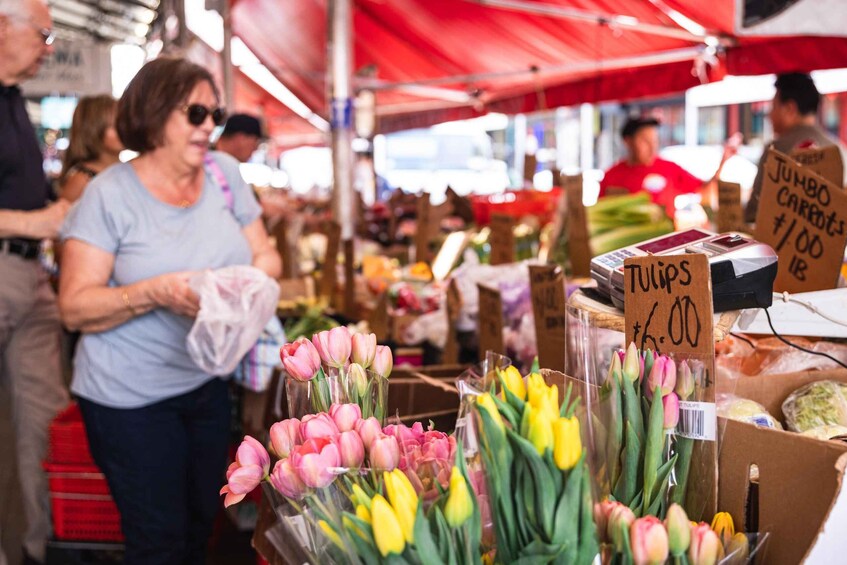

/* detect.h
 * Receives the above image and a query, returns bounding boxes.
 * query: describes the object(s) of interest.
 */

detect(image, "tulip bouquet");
[471,369,599,563]
[595,501,767,565]
[594,343,709,520]
[221,402,481,563]
[280,328,393,421]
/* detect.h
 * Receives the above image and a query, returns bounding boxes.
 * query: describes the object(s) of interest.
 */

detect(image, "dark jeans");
[78,378,231,565]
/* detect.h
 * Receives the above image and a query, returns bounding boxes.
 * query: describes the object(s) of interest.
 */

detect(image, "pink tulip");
[351,332,377,368]
[269,418,301,458]
[622,342,640,382]
[312,327,352,368]
[219,436,270,507]
[290,437,341,489]
[593,500,618,543]
[372,345,393,378]
[663,392,680,430]
[269,458,309,500]
[330,403,362,433]
[608,502,636,552]
[420,430,455,462]
[631,516,669,565]
[280,338,321,381]
[689,523,722,565]
[369,434,401,470]
[300,413,339,440]
[675,360,695,400]
[338,430,365,468]
[356,417,382,449]
[646,355,676,399]
[383,422,425,445]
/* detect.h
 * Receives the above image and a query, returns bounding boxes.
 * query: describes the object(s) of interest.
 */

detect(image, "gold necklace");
[178,199,192,208]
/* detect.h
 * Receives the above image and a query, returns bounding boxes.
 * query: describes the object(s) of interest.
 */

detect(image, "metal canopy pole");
[221,0,234,109]
[328,0,356,316]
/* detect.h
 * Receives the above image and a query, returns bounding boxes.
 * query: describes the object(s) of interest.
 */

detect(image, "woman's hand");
[149,272,201,317]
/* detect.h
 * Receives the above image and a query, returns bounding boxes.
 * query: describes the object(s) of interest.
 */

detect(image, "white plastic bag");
[187,266,280,376]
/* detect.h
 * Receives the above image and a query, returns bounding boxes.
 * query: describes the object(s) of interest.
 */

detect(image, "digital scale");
[590,229,779,313]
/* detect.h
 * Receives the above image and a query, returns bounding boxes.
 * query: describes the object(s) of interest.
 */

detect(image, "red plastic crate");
[51,493,124,542]
[44,462,111,496]
[49,403,94,465]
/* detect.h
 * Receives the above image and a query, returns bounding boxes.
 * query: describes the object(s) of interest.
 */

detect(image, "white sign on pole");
[21,39,112,97]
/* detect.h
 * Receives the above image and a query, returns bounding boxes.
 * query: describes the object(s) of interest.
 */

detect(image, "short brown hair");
[116,57,220,153]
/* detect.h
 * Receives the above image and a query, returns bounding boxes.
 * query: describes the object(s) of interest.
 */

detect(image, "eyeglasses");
[7,14,55,46]
[182,104,226,127]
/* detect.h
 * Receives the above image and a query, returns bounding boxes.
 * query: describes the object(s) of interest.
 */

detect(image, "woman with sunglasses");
[58,57,280,565]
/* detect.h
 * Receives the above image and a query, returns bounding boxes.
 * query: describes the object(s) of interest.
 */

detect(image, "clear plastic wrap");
[782,380,847,433]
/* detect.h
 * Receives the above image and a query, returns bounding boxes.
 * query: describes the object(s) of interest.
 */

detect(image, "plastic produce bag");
[717,394,782,430]
[187,266,281,376]
[782,380,847,433]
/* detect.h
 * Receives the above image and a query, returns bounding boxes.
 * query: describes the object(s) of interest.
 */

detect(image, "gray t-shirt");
[744,124,846,223]
[61,151,262,408]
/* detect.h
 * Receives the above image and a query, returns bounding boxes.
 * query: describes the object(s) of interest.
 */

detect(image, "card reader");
[590,229,778,312]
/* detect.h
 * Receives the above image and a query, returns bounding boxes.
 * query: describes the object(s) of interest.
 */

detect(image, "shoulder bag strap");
[204,154,234,211]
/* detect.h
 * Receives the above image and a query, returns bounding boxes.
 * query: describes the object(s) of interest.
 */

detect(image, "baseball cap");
[621,116,660,138]
[221,113,264,138]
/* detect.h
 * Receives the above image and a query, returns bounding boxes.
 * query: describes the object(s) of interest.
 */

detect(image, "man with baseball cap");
[216,113,264,163]
[599,116,735,217]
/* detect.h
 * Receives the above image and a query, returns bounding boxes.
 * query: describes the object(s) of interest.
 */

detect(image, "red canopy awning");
[231,0,847,134]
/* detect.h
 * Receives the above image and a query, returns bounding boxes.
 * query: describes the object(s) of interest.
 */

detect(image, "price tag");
[791,145,844,188]
[623,254,714,359]
[754,149,847,293]
[477,283,505,360]
[716,181,744,233]
[529,265,566,372]
[561,175,592,277]
[489,214,515,265]
[677,400,717,441]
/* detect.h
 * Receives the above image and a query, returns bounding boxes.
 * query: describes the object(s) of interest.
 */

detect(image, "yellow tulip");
[444,466,474,527]
[318,520,344,549]
[710,512,735,547]
[476,393,504,431]
[527,372,547,407]
[527,405,555,455]
[351,483,371,510]
[500,366,526,401]
[546,384,560,418]
[552,416,582,470]
[343,515,368,541]
[356,504,372,524]
[384,470,417,543]
[371,494,406,556]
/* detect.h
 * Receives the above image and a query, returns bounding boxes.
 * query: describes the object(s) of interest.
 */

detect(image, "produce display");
[782,380,847,434]
[587,193,674,256]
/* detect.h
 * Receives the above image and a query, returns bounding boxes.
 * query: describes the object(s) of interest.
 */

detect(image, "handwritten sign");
[443,279,462,364]
[716,182,744,233]
[791,146,844,189]
[415,195,431,264]
[320,221,341,303]
[754,149,847,293]
[529,265,567,372]
[523,154,538,185]
[624,254,714,358]
[477,284,505,360]
[489,214,516,265]
[563,175,592,277]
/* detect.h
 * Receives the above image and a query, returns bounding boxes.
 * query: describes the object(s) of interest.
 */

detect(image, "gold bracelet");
[121,290,136,316]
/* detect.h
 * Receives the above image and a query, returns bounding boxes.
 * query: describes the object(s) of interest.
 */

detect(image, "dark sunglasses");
[182,104,226,126]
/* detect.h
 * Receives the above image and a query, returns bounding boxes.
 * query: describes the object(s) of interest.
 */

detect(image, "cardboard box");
[719,369,847,565]
[390,365,465,431]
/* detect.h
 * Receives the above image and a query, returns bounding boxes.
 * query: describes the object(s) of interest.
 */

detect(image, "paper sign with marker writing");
[623,254,714,359]
[489,214,515,265]
[477,283,505,360]
[791,145,844,189]
[562,175,592,277]
[716,181,744,233]
[754,149,847,293]
[529,265,566,372]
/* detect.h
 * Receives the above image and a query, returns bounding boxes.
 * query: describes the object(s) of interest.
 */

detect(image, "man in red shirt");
[600,117,733,217]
